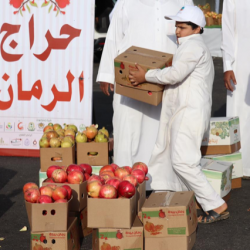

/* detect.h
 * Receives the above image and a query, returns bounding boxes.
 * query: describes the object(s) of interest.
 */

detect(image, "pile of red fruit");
[87,162,149,199]
[23,182,72,204]
[44,163,92,184]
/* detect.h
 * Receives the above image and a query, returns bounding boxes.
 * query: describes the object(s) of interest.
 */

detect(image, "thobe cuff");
[96,73,115,85]
[223,60,233,72]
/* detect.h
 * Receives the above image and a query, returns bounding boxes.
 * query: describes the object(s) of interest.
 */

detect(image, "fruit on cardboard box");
[100,165,115,174]
[38,195,53,204]
[67,164,85,174]
[83,125,98,140]
[39,186,53,197]
[68,170,85,184]
[131,169,145,184]
[64,124,78,133]
[23,182,39,193]
[123,175,138,187]
[99,127,109,138]
[79,163,92,175]
[87,180,103,198]
[24,188,40,203]
[76,132,87,143]
[106,178,122,189]
[39,137,50,148]
[115,168,130,179]
[49,137,61,148]
[52,186,68,201]
[122,166,132,174]
[132,162,148,175]
[52,169,68,183]
[118,181,135,198]
[110,163,119,170]
[62,185,72,199]
[99,184,118,199]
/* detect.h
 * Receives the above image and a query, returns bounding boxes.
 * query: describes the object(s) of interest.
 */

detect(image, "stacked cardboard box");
[142,191,197,250]
[201,117,243,190]
[115,46,173,106]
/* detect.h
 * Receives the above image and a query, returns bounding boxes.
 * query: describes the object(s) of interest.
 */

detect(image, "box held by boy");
[87,194,136,229]
[40,145,75,172]
[142,191,197,238]
[92,216,143,250]
[76,142,109,166]
[201,117,241,155]
[30,217,80,250]
[201,158,233,197]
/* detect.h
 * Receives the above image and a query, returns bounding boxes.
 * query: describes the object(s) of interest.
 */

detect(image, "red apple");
[23,182,38,193]
[52,169,68,183]
[38,195,53,203]
[79,164,92,175]
[24,188,40,203]
[52,187,68,201]
[68,170,85,184]
[62,185,72,200]
[39,186,53,197]
[46,165,62,178]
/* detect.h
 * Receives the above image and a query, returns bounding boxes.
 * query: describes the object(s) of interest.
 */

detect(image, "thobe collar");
[178,34,202,46]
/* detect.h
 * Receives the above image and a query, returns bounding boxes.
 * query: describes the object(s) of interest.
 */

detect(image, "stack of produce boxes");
[201,117,243,193]
[142,191,197,250]
[23,182,80,250]
[76,125,109,175]
[87,163,148,250]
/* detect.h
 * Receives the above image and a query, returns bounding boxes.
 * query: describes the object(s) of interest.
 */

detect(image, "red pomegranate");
[52,169,68,183]
[131,169,145,184]
[118,181,135,198]
[24,188,40,203]
[87,180,102,198]
[45,184,57,190]
[99,165,115,174]
[123,175,138,187]
[122,166,132,174]
[39,186,53,197]
[10,0,24,9]
[52,187,68,201]
[84,173,90,180]
[83,126,98,139]
[88,175,102,183]
[79,164,92,175]
[115,168,130,179]
[38,195,53,204]
[132,162,148,175]
[106,178,121,190]
[67,170,85,184]
[62,185,72,200]
[46,165,62,178]
[99,185,117,199]
[110,163,119,171]
[66,164,85,174]
[43,178,55,183]
[23,182,38,193]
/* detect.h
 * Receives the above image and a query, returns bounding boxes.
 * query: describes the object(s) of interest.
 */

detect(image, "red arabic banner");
[0,0,94,154]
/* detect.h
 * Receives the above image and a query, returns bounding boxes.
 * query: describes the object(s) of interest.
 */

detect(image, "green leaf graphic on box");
[31,234,41,240]
[26,4,30,13]
[168,228,186,235]
[98,232,117,238]
[67,232,71,240]
[114,62,121,68]
[42,2,50,7]
[142,211,159,218]
[30,2,38,7]
[202,170,222,179]
[221,172,227,190]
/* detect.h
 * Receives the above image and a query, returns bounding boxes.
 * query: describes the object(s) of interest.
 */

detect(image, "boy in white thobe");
[129,6,229,223]
[97,1,194,191]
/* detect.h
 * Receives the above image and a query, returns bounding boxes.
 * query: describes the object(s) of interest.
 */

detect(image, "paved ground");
[1,58,250,250]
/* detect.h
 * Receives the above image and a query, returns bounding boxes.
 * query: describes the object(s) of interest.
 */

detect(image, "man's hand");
[129,63,146,86]
[224,70,237,92]
[100,82,114,96]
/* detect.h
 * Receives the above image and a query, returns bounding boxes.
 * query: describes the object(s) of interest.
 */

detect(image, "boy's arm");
[145,46,203,85]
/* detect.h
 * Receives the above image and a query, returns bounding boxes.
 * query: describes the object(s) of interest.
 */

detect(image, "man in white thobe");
[96,0,194,190]
[221,0,250,177]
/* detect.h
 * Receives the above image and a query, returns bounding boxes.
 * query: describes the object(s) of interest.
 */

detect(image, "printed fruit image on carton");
[33,244,43,250]
[112,246,121,250]
[101,242,112,250]
[116,230,123,239]
[145,221,163,235]
[159,209,166,218]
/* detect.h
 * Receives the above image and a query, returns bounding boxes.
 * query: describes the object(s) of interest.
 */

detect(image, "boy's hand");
[129,63,146,86]
[100,82,114,96]
[224,71,237,92]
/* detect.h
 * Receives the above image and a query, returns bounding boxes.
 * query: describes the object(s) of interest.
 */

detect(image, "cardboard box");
[144,231,196,250]
[205,17,213,26]
[25,198,72,232]
[142,191,197,238]
[201,159,233,197]
[92,216,143,250]
[201,117,241,155]
[116,83,163,106]
[42,181,87,212]
[204,152,243,179]
[115,46,172,91]
[232,178,242,189]
[91,166,103,175]
[30,217,80,250]
[137,181,146,213]
[114,46,173,106]
[40,145,76,172]
[76,142,109,166]
[80,207,93,237]
[87,194,137,229]
[39,170,47,187]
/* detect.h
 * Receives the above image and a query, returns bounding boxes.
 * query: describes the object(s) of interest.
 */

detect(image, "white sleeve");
[96,0,128,84]
[221,0,236,72]
[145,45,203,85]
[184,0,194,6]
